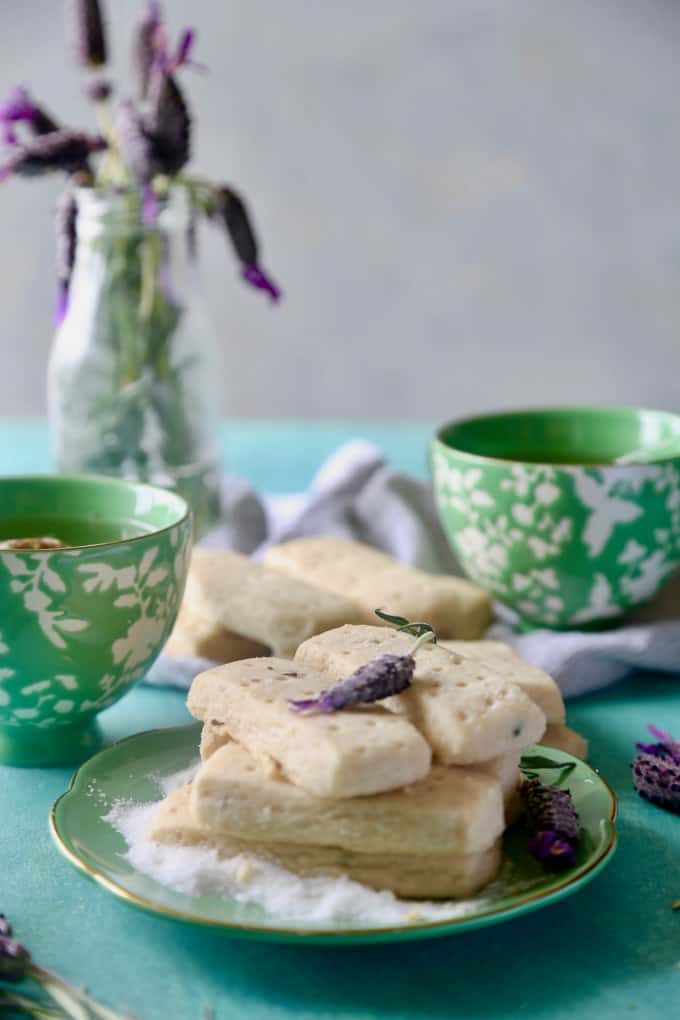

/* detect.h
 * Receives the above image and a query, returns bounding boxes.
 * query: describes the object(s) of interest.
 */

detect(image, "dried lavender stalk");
[144,68,191,174]
[289,653,416,714]
[213,185,281,301]
[132,0,163,100]
[522,778,580,870]
[0,131,104,181]
[632,724,680,813]
[66,0,108,68]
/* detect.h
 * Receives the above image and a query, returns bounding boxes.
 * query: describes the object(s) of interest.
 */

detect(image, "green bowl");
[431,406,680,629]
[0,475,192,766]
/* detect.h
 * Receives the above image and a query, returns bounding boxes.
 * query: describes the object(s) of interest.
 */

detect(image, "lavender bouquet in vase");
[0,0,280,537]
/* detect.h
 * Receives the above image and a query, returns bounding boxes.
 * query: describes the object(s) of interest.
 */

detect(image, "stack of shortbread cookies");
[152,618,584,898]
[153,536,587,898]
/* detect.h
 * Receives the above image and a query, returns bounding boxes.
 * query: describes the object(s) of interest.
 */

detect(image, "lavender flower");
[0,130,105,181]
[132,0,163,100]
[55,186,79,323]
[216,186,281,302]
[521,777,580,871]
[632,724,680,813]
[144,68,191,174]
[632,754,680,813]
[289,654,416,714]
[66,0,108,69]
[0,86,58,145]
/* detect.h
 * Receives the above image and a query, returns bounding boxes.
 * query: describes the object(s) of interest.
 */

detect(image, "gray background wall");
[0,1,679,421]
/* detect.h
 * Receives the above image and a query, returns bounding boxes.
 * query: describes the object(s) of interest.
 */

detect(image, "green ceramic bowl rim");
[0,473,191,553]
[432,404,680,469]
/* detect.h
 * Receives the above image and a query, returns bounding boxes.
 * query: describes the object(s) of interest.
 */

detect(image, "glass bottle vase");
[48,188,221,537]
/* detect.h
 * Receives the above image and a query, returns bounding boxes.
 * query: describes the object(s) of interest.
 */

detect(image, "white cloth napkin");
[146,439,680,699]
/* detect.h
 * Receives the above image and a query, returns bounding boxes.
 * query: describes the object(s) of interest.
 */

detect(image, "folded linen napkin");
[146,439,680,699]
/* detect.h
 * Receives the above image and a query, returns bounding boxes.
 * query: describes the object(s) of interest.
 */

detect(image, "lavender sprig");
[214,186,281,301]
[0,913,129,1019]
[0,87,58,145]
[132,0,163,100]
[66,0,108,68]
[0,131,104,181]
[632,724,680,814]
[144,67,191,175]
[289,653,416,714]
[288,626,435,714]
[521,777,580,870]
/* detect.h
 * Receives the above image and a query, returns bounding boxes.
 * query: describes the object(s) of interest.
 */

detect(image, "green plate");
[50,724,617,945]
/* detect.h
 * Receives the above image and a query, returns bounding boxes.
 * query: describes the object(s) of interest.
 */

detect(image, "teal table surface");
[2,420,680,1020]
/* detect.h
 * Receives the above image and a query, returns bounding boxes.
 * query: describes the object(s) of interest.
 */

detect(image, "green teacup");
[0,475,192,766]
[431,407,680,629]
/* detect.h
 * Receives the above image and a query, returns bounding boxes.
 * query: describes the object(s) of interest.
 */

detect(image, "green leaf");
[520,756,577,785]
[374,609,437,642]
[374,609,410,628]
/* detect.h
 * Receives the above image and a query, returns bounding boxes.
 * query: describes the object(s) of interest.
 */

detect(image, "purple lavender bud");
[143,67,190,174]
[521,778,581,843]
[214,187,281,302]
[0,131,104,180]
[55,186,79,323]
[132,0,163,100]
[0,86,58,145]
[528,831,577,870]
[217,186,259,265]
[632,751,680,814]
[84,78,112,102]
[0,934,31,982]
[170,29,196,71]
[242,264,281,302]
[66,0,108,69]
[289,654,415,714]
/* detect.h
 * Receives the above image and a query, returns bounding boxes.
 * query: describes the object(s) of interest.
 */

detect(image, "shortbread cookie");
[440,640,565,724]
[166,600,268,662]
[263,537,491,639]
[182,548,364,658]
[151,786,502,899]
[542,723,589,760]
[472,751,521,799]
[295,626,546,764]
[188,657,432,798]
[190,741,503,855]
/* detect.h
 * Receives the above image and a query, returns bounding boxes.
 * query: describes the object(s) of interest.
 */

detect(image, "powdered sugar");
[104,769,476,926]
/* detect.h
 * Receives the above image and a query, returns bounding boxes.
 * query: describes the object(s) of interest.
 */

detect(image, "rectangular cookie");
[151,786,502,899]
[165,599,269,662]
[190,741,504,855]
[294,625,546,764]
[542,723,589,760]
[187,657,432,798]
[181,548,364,658]
[198,719,521,802]
[263,537,491,639]
[440,640,565,724]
